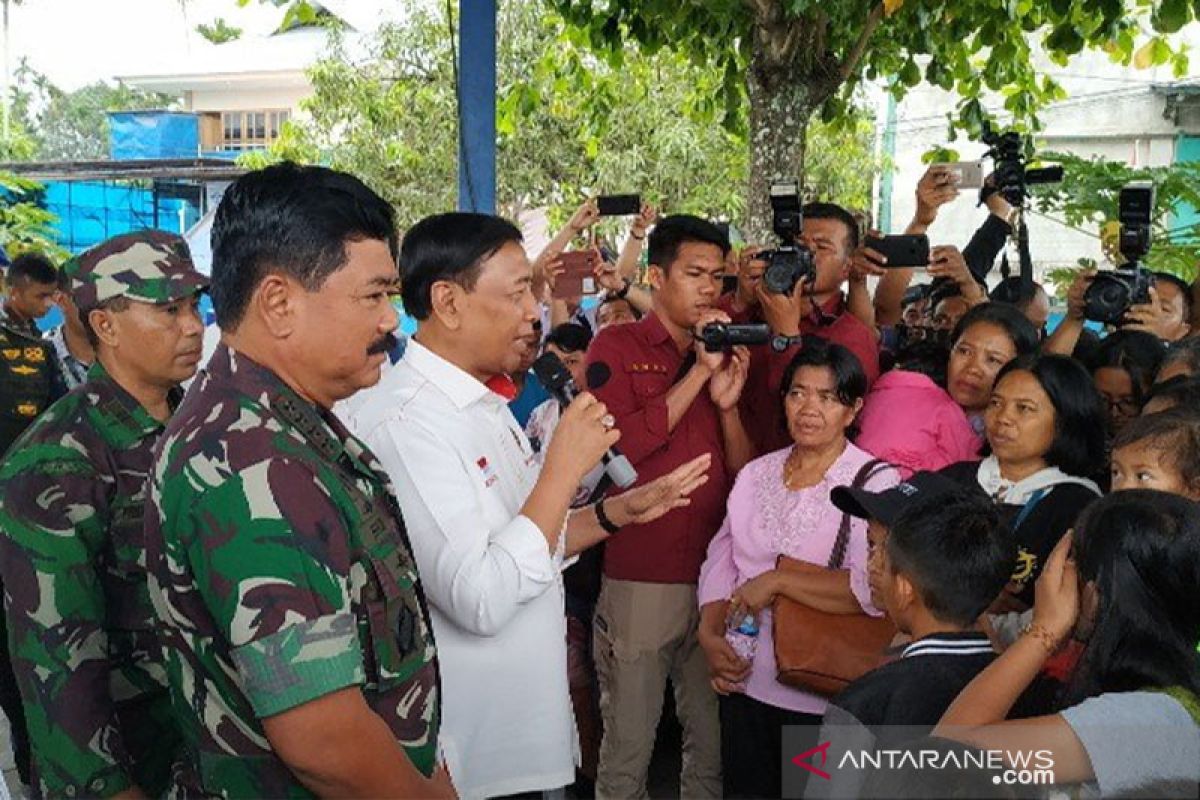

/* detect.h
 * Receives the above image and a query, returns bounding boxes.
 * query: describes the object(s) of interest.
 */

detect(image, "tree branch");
[837,3,886,85]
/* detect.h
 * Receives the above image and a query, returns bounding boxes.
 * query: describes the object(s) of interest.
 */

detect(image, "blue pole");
[458,0,497,213]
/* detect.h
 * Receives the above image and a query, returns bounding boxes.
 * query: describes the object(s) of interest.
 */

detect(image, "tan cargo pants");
[593,577,722,800]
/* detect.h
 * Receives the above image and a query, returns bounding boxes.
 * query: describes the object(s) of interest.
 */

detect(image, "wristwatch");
[771,333,803,352]
[614,278,632,300]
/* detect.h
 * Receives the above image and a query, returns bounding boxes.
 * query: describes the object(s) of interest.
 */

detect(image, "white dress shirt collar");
[404,336,497,411]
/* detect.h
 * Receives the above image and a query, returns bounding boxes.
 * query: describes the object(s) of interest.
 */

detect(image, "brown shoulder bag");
[773,459,897,697]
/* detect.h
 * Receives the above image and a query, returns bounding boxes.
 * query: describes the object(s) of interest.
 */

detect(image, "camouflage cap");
[64,230,209,310]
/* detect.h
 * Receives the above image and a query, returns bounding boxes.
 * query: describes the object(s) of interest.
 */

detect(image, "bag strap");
[1012,487,1049,532]
[828,458,889,569]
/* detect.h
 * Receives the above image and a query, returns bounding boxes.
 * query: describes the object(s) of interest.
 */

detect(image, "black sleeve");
[963,214,1012,284]
[937,460,982,487]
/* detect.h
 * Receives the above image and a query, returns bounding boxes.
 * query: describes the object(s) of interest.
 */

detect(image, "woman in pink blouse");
[697,339,899,799]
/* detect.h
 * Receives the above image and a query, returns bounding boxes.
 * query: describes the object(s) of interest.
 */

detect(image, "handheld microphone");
[532,352,638,488]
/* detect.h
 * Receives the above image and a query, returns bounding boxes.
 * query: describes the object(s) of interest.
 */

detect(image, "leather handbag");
[773,459,898,697]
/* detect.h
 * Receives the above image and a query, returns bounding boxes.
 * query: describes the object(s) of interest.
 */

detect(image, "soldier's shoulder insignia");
[16,402,38,417]
[23,347,45,363]
[10,365,36,376]
[1,348,19,360]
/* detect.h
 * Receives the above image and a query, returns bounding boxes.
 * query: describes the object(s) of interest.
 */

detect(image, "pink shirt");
[855,371,983,479]
[697,443,900,715]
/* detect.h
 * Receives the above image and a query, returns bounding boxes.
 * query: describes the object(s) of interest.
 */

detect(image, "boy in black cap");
[826,472,1012,732]
[804,474,1015,800]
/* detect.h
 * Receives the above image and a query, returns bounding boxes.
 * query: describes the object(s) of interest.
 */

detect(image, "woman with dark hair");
[1086,329,1165,437]
[937,491,1200,798]
[697,339,899,798]
[947,304,1041,414]
[858,303,1038,478]
[941,354,1105,611]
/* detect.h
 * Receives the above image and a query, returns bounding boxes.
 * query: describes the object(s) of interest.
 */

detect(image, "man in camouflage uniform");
[0,251,64,456]
[44,264,94,391]
[145,162,447,798]
[0,230,207,798]
[0,251,61,788]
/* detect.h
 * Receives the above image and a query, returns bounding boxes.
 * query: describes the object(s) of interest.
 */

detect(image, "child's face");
[866,520,893,613]
[868,520,910,626]
[1111,440,1193,497]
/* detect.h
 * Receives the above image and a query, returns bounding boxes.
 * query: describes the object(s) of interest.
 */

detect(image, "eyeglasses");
[1100,394,1140,416]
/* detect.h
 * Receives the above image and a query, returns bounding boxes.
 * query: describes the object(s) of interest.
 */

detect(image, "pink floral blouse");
[697,442,900,715]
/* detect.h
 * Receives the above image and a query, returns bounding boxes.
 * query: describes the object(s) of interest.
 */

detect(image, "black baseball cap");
[831,471,970,527]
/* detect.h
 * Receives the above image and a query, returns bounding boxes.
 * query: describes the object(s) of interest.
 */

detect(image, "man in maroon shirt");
[719,202,881,454]
[585,215,753,799]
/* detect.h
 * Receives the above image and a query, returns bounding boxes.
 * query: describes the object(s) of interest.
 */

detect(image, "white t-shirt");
[343,339,577,799]
[1060,690,1200,798]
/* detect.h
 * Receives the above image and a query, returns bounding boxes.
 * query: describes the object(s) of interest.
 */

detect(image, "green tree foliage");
[246,1,877,235]
[1034,152,1200,287]
[551,0,1195,235]
[0,172,67,261]
[5,64,176,161]
[196,17,244,44]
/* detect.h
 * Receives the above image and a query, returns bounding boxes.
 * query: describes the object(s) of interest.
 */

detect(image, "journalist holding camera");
[1046,182,1190,360]
[714,182,882,454]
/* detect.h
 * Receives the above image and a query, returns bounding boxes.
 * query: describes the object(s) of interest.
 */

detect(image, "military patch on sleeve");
[586,361,612,390]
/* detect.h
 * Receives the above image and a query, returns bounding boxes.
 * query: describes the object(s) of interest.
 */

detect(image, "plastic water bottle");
[725,612,759,690]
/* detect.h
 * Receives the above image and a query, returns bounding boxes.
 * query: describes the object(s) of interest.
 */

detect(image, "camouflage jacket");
[0,361,181,798]
[146,344,440,799]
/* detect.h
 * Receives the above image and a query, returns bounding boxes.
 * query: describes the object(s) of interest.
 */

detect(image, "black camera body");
[1083,182,1155,325]
[981,123,1063,207]
[759,179,815,295]
[698,323,771,352]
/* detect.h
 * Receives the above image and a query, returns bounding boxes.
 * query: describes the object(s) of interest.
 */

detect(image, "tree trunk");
[744,44,815,244]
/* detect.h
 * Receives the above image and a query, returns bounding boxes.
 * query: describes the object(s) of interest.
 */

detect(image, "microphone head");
[532,351,573,392]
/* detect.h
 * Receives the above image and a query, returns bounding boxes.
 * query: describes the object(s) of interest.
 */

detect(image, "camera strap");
[672,351,697,385]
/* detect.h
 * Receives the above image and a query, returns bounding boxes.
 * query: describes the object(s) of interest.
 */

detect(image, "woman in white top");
[936,490,1200,798]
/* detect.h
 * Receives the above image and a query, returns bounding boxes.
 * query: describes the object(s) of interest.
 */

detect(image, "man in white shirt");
[345,212,711,799]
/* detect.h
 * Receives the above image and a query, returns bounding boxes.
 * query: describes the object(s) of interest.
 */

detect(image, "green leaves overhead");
[249,3,878,228]
[553,0,1196,143]
[1153,0,1191,33]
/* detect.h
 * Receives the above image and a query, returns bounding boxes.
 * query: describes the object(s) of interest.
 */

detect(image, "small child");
[1110,407,1200,500]
[856,340,980,477]
[808,474,1034,799]
[824,473,1011,735]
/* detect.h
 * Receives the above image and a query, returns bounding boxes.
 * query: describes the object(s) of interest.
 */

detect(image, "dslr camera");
[1083,182,1155,325]
[758,179,815,295]
[981,123,1063,206]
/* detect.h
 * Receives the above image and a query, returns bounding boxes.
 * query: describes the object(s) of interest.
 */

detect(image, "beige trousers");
[593,577,722,800]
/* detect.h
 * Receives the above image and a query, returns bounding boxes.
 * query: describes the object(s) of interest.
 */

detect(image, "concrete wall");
[183,85,310,116]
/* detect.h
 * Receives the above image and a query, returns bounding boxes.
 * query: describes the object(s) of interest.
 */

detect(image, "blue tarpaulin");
[44,181,200,254]
[109,111,199,161]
